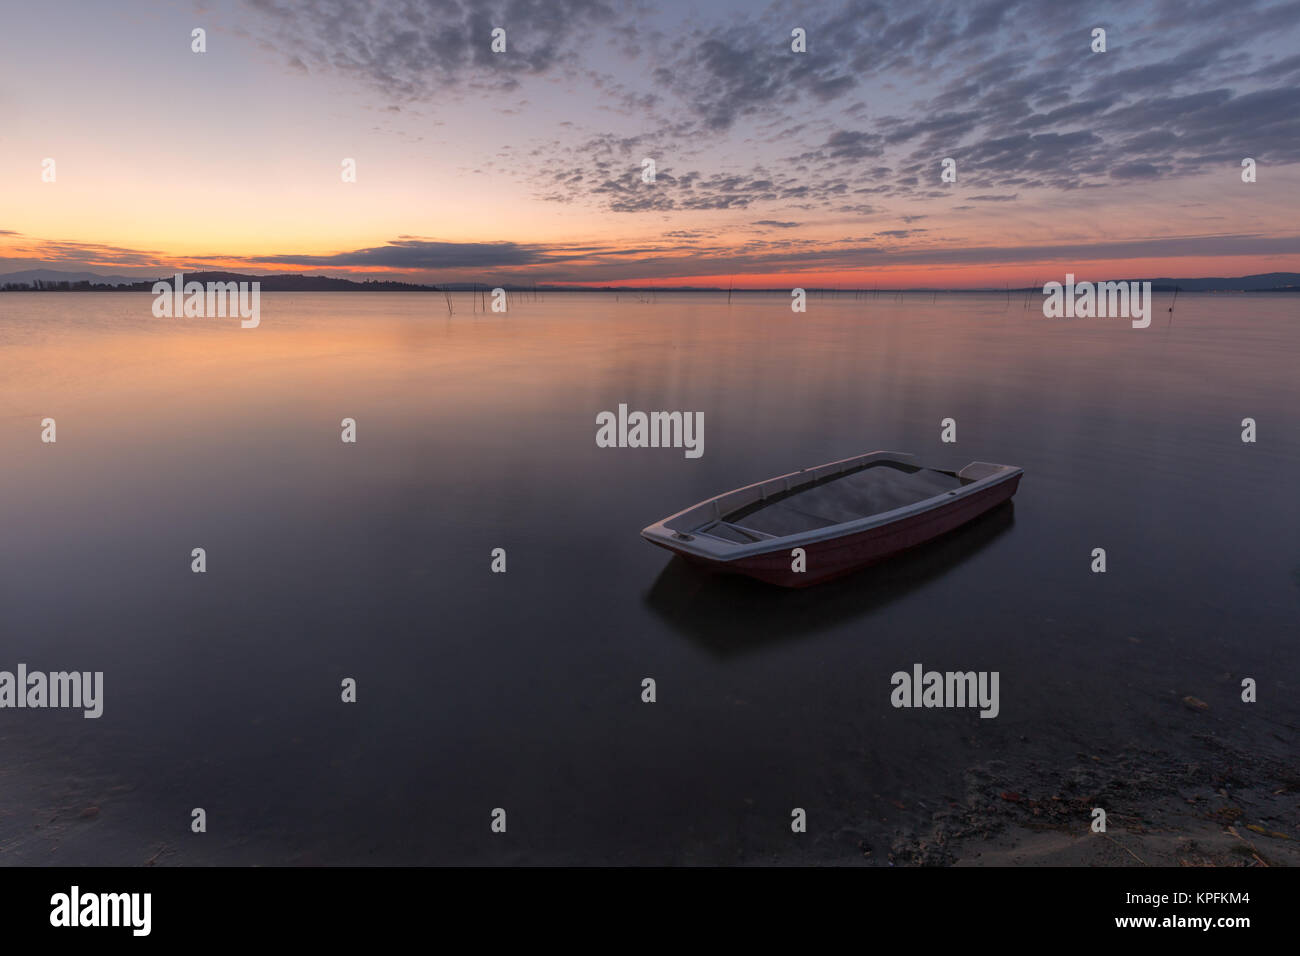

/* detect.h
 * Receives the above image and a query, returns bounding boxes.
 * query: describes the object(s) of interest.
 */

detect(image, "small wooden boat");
[641,451,1021,587]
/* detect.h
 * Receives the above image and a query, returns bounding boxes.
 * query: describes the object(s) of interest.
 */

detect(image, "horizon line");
[4,268,1300,295]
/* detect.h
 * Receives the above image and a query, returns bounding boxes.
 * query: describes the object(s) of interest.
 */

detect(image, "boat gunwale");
[640,451,1021,563]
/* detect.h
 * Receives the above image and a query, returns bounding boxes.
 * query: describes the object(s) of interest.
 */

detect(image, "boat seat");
[730,500,842,536]
[696,521,777,543]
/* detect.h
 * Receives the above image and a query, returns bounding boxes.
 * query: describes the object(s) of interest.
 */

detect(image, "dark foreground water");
[1,291,1296,864]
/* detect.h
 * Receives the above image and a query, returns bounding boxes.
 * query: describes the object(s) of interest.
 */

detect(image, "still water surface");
[0,291,1296,863]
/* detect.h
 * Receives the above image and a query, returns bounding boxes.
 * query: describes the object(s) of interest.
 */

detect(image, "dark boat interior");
[714,461,969,539]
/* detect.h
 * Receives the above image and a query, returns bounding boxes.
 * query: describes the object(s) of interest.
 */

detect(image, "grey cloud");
[257,238,579,269]
[245,0,1300,215]
[1110,161,1162,178]
[243,0,619,97]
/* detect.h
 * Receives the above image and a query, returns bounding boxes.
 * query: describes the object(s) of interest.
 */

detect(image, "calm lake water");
[1,290,1297,864]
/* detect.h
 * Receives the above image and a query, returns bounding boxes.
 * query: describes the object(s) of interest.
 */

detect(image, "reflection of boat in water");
[641,451,1022,587]
[644,498,1015,656]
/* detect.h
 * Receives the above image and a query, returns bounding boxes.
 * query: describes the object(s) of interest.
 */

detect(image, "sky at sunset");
[3,0,1299,287]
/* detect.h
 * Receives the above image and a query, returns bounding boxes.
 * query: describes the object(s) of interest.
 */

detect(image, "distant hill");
[2,269,1298,293]
[120,272,443,292]
[1139,273,1300,292]
[0,270,443,292]
[1008,273,1300,293]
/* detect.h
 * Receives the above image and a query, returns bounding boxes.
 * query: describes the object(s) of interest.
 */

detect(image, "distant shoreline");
[2,270,1298,294]
[3,285,1297,294]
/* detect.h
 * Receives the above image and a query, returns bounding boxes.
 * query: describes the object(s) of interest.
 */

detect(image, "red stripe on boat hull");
[657,474,1020,588]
